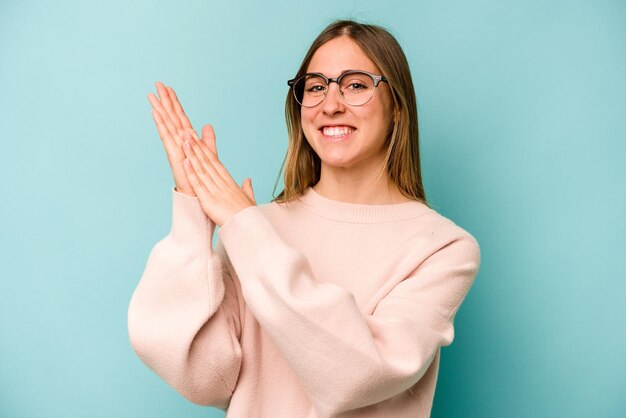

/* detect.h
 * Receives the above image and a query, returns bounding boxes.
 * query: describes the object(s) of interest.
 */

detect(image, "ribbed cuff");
[170,185,215,246]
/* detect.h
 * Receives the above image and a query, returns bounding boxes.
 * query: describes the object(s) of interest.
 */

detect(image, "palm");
[147,82,197,196]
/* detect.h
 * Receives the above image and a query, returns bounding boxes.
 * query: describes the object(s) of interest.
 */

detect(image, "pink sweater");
[127,186,481,417]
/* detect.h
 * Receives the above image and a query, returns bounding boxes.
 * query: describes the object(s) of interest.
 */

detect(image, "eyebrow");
[306,69,362,77]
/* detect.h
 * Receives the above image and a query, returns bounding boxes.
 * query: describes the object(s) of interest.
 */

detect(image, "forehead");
[306,36,380,77]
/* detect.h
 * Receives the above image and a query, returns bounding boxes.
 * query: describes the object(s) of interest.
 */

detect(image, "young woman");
[128,20,481,418]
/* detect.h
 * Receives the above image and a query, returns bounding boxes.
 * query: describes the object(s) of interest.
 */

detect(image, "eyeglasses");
[287,70,388,108]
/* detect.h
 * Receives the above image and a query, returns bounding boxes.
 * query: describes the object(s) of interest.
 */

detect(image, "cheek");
[365,105,392,134]
[300,110,316,133]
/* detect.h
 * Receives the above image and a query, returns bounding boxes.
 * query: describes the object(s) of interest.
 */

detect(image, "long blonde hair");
[272,20,428,207]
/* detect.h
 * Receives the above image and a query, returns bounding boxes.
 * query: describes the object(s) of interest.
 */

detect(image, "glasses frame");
[287,70,388,108]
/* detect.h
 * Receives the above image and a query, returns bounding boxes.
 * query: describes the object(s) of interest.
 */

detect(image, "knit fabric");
[127,185,481,417]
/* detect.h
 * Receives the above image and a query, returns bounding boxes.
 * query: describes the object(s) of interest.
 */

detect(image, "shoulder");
[423,207,479,242]
[419,208,481,269]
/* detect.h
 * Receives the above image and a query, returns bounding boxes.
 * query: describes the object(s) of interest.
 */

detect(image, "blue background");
[1,1,625,417]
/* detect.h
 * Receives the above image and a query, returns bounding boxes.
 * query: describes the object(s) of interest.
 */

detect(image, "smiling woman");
[279,20,425,206]
[299,37,395,188]
[128,19,481,418]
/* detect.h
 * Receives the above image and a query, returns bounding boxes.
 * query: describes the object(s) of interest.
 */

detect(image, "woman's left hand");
[181,124,256,227]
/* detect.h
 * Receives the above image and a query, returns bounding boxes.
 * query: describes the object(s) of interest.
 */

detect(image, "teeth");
[323,126,354,138]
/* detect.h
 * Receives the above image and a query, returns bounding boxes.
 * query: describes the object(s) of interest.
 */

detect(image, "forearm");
[127,188,243,407]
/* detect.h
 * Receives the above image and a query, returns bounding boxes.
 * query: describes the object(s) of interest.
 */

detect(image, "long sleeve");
[217,205,480,417]
[127,187,244,409]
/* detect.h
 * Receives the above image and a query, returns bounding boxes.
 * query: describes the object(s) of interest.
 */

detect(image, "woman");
[128,19,481,418]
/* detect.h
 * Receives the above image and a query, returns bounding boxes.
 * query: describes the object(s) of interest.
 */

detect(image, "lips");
[320,125,356,140]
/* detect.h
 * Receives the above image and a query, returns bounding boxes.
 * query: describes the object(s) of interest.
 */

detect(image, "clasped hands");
[147,81,256,228]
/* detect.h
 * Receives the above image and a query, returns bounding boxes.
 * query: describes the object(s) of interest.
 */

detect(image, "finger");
[148,93,182,146]
[152,109,180,157]
[183,137,224,189]
[197,125,235,184]
[167,86,193,131]
[188,126,235,187]
[242,178,256,204]
[156,81,183,133]
[187,125,231,185]
[202,124,219,156]
[191,129,237,184]
[184,130,211,166]
[183,151,213,194]
[183,158,209,197]
[186,137,237,197]
[187,128,217,162]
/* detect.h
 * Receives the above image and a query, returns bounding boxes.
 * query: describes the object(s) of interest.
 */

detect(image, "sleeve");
[217,206,480,417]
[127,186,244,409]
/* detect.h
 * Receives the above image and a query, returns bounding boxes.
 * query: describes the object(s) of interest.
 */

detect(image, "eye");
[341,76,372,92]
[306,84,327,93]
[346,82,367,91]
[303,77,327,95]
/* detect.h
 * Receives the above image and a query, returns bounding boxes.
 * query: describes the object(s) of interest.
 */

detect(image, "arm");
[217,206,480,416]
[127,187,244,408]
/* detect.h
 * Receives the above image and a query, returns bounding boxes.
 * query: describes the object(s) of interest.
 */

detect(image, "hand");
[181,124,256,227]
[147,81,197,197]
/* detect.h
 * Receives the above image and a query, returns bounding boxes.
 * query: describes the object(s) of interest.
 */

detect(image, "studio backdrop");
[1,1,624,417]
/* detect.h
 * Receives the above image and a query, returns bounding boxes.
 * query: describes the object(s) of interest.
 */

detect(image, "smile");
[320,126,355,140]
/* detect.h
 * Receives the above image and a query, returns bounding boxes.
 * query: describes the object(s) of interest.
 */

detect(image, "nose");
[321,81,345,115]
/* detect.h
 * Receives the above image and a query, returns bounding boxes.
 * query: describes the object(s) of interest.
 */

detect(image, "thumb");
[241,178,256,204]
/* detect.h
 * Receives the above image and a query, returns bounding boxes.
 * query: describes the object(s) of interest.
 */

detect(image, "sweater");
[127,185,481,418]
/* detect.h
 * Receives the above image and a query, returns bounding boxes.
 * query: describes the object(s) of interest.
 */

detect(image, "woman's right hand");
[147,81,198,197]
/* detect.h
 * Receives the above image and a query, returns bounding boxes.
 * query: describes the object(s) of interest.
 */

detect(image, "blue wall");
[1,1,624,417]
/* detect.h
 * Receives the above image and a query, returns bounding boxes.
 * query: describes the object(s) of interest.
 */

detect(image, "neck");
[313,165,411,205]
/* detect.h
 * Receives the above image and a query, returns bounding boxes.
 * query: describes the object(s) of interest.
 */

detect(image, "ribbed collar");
[294,186,433,224]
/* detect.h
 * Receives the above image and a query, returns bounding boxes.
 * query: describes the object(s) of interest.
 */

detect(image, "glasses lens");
[339,72,376,106]
[293,74,327,107]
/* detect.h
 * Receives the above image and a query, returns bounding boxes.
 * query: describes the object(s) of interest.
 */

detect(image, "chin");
[318,154,358,169]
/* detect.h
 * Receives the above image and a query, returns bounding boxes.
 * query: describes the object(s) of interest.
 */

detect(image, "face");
[301,36,394,173]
